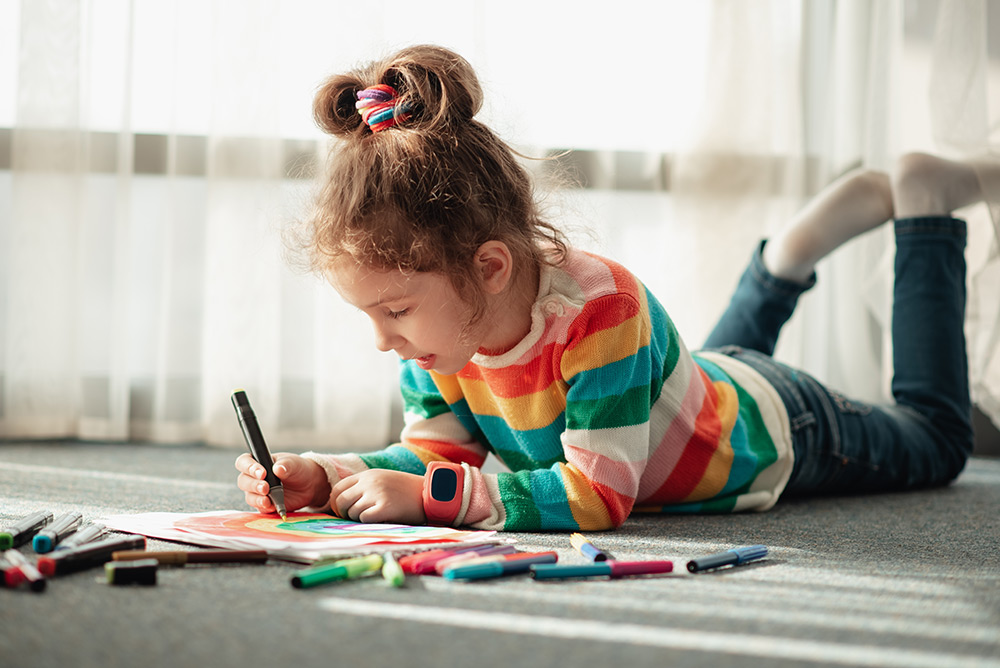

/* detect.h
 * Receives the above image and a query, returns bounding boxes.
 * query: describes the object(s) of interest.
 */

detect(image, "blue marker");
[33,511,84,553]
[686,545,768,573]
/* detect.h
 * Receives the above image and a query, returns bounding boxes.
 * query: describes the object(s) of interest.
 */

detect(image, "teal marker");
[33,511,84,553]
[291,554,383,589]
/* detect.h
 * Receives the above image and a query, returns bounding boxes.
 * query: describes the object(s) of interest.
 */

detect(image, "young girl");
[236,45,986,531]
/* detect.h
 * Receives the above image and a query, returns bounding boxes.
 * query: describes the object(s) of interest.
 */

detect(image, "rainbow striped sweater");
[305,249,794,531]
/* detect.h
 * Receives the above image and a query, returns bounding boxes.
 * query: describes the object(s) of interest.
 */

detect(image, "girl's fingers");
[235,453,267,479]
[236,472,269,495]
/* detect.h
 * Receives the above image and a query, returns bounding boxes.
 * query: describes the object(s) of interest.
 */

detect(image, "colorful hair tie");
[356,84,411,133]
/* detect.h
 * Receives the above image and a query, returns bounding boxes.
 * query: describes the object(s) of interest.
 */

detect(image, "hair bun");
[312,45,483,137]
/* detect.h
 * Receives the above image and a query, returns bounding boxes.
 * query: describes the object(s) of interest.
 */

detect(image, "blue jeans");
[702,217,973,495]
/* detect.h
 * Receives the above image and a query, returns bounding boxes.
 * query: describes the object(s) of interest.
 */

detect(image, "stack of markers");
[287,543,559,589]
[286,535,769,589]
[1,509,149,591]
[1,509,275,591]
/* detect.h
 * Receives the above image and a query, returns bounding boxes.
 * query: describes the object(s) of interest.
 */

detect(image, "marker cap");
[32,534,54,553]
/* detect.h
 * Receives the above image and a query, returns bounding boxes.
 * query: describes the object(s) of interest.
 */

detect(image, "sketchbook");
[98,510,499,563]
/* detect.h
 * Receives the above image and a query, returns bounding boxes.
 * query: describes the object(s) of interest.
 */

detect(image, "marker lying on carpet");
[433,545,518,575]
[3,549,47,592]
[570,533,611,562]
[401,544,496,575]
[381,552,405,588]
[55,523,106,551]
[0,510,54,550]
[686,545,768,573]
[291,554,383,589]
[1,554,26,588]
[442,551,558,581]
[37,535,146,576]
[111,549,269,565]
[232,389,287,521]
[106,559,158,586]
[530,560,674,581]
[33,511,84,553]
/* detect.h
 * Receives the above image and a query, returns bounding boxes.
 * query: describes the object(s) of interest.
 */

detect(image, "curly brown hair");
[296,44,567,322]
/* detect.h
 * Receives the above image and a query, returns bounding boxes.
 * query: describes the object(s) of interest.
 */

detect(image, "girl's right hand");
[235,453,332,514]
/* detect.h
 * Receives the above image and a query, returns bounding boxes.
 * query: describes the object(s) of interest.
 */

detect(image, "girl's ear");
[474,241,513,295]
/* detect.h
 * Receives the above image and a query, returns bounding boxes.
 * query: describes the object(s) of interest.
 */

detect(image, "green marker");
[291,554,383,589]
[0,511,54,550]
[381,552,405,588]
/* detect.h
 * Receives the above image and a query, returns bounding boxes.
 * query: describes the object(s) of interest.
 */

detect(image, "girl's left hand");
[330,469,426,525]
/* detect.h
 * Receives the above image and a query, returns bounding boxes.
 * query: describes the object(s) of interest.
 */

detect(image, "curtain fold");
[2,0,998,449]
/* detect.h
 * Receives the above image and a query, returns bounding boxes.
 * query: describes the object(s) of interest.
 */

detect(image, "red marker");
[400,544,498,575]
[1,556,26,588]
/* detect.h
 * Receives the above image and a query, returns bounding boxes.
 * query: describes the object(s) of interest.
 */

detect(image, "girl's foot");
[891,152,985,219]
[763,169,893,282]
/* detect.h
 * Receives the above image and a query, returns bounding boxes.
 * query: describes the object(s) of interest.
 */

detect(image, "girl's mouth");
[415,355,436,370]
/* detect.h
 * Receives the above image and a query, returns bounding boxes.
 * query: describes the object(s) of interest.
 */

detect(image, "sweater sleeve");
[462,292,656,531]
[301,361,490,508]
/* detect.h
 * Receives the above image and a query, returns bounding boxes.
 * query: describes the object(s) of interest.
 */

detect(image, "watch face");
[430,468,459,501]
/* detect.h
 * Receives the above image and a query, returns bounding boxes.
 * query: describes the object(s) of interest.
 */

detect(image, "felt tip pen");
[291,554,383,588]
[0,511,54,550]
[55,523,106,551]
[37,535,147,577]
[687,545,768,573]
[402,544,497,575]
[433,545,518,575]
[232,389,287,521]
[3,549,47,592]
[33,511,84,553]
[1,556,26,588]
[570,533,611,562]
[381,552,405,588]
[442,551,558,580]
[530,560,674,580]
[106,559,159,586]
[112,549,269,565]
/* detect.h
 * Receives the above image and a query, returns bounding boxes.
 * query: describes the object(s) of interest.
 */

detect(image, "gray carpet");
[1,441,998,668]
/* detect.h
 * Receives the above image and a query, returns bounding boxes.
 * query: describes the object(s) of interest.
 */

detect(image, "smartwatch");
[422,461,465,526]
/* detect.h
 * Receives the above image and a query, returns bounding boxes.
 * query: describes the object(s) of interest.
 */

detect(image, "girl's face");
[329,259,482,376]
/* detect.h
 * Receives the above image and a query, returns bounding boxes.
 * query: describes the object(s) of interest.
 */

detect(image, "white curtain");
[2,0,998,449]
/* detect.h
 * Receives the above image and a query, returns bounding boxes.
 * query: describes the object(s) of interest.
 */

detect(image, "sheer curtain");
[666,0,1000,429]
[2,0,998,450]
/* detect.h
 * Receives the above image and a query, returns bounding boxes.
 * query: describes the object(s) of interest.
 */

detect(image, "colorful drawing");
[176,511,485,545]
[99,510,498,563]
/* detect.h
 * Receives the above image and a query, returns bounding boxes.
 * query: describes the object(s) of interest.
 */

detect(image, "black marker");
[687,545,768,573]
[37,535,146,576]
[33,511,84,553]
[232,389,287,520]
[0,511,54,550]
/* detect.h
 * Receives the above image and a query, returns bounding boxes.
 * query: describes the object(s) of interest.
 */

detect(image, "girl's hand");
[330,470,426,525]
[235,453,331,514]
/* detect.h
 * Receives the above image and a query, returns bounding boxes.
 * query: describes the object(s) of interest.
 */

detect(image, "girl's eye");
[387,308,409,319]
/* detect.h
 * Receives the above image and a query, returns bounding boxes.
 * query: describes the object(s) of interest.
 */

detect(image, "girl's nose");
[373,322,404,353]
